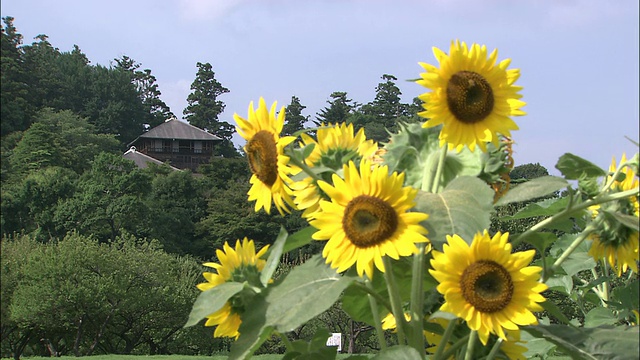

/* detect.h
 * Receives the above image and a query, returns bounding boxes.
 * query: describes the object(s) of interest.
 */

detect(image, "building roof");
[135,119,222,142]
[123,147,181,171]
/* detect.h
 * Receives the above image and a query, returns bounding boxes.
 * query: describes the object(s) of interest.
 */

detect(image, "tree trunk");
[73,315,85,357]
[86,308,115,356]
[348,319,355,354]
[11,328,33,360]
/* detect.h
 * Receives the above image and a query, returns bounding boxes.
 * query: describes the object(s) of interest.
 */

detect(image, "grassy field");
[2,354,573,360]
[2,355,374,360]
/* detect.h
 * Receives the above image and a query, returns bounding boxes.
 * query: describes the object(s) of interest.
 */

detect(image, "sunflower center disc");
[343,195,398,248]
[460,260,514,313]
[446,71,495,124]
[246,130,278,187]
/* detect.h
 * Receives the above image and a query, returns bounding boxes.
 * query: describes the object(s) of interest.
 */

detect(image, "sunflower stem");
[422,145,448,192]
[486,338,504,360]
[382,256,407,345]
[432,318,457,360]
[463,330,478,360]
[513,188,638,247]
[409,243,427,358]
[601,260,610,305]
[542,225,595,282]
[438,334,468,360]
[366,278,388,351]
[352,281,392,312]
[286,151,323,182]
[276,331,293,352]
[431,145,448,193]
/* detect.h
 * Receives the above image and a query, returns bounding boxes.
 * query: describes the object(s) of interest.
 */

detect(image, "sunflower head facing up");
[588,154,639,277]
[197,238,270,339]
[416,40,526,152]
[292,123,378,219]
[429,231,547,345]
[309,159,429,279]
[234,98,298,215]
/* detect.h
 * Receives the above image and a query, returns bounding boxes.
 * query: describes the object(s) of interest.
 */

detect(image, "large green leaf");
[496,176,568,205]
[540,299,573,325]
[184,282,244,327]
[550,233,596,277]
[523,324,640,360]
[415,176,494,250]
[585,307,618,327]
[370,345,423,359]
[504,196,570,220]
[282,226,316,254]
[603,210,640,232]
[261,226,288,286]
[265,255,353,332]
[556,153,607,180]
[611,279,640,311]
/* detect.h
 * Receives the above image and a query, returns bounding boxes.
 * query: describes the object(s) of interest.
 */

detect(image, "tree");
[363,74,408,122]
[144,169,208,255]
[315,91,354,125]
[282,96,309,136]
[81,64,147,144]
[55,153,152,241]
[183,62,237,157]
[2,232,204,357]
[114,55,174,128]
[9,108,119,175]
[1,16,32,136]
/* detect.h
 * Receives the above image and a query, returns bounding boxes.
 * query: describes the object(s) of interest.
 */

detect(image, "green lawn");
[2,355,373,360]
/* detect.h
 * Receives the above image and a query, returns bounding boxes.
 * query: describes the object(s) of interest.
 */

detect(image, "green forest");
[1,17,552,359]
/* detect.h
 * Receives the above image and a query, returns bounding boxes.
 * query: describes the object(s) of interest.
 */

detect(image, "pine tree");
[183,62,238,157]
[282,96,309,136]
[315,91,354,125]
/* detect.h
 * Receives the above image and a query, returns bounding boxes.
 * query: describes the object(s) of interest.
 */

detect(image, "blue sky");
[2,0,638,174]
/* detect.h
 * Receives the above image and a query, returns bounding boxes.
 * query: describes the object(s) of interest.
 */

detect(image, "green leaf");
[261,226,288,286]
[523,324,640,360]
[522,232,557,255]
[612,279,640,311]
[603,210,640,232]
[371,345,423,359]
[556,153,607,180]
[283,226,316,254]
[415,176,494,250]
[184,282,244,327]
[545,274,573,295]
[521,329,557,359]
[550,234,596,276]
[496,176,568,205]
[505,196,570,220]
[265,255,353,332]
[540,298,573,325]
[585,307,618,327]
[283,328,338,360]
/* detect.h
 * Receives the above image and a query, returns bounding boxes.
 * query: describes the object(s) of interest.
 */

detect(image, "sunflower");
[292,123,378,219]
[429,231,547,345]
[309,159,429,278]
[588,154,639,276]
[381,311,411,332]
[234,98,298,215]
[197,238,270,339]
[416,40,526,152]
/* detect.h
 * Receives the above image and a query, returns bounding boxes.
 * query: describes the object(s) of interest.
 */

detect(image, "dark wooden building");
[127,119,221,171]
